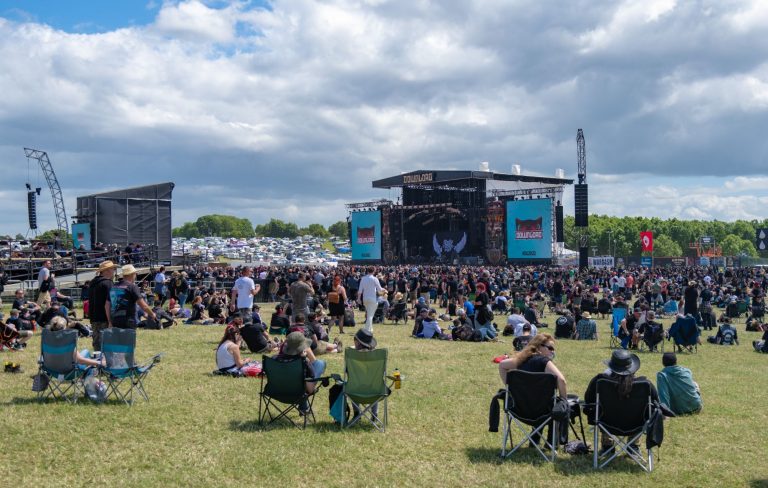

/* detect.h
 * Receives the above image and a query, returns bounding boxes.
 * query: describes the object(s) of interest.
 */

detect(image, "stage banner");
[506,198,552,259]
[640,257,652,267]
[351,210,382,260]
[640,231,653,252]
[588,256,614,268]
[72,223,92,251]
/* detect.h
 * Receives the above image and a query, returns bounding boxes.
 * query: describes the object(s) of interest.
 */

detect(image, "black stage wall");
[76,182,174,263]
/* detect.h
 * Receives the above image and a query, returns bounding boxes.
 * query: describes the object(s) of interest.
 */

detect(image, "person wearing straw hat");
[107,264,156,329]
[88,260,118,350]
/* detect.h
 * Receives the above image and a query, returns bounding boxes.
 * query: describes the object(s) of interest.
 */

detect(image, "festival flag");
[640,231,653,252]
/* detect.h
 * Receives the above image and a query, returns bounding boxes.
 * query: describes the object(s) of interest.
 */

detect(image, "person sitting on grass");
[417,309,452,340]
[657,352,702,415]
[574,311,598,340]
[300,313,342,355]
[269,304,290,336]
[753,327,768,353]
[215,322,257,375]
[2,318,32,350]
[512,323,533,351]
[637,311,664,351]
[240,313,280,354]
[707,316,739,345]
[186,295,213,325]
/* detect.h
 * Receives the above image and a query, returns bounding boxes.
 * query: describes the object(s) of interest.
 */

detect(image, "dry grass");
[2,304,768,488]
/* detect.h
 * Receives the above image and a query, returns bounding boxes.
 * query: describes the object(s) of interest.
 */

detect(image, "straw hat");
[98,260,118,273]
[121,264,137,276]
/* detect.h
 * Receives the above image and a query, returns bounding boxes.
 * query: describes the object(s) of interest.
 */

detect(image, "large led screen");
[351,210,382,260]
[506,199,552,259]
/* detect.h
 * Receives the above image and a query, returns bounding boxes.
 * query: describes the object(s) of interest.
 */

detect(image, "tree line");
[563,215,767,257]
[172,215,348,240]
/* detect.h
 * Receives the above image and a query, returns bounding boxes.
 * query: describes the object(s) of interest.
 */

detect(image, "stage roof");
[372,170,573,189]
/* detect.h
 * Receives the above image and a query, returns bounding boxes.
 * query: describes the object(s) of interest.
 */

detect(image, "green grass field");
[2,305,768,488]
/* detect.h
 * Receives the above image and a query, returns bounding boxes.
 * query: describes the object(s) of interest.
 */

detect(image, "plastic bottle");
[393,369,401,390]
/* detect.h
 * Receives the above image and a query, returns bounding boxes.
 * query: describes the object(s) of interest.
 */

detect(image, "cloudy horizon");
[1,0,767,235]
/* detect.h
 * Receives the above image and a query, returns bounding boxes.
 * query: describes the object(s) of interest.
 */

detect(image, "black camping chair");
[501,370,559,462]
[592,379,656,472]
[257,356,329,430]
[389,302,408,324]
[372,302,386,324]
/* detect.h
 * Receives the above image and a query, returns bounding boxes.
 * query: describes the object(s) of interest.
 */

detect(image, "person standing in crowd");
[358,266,384,332]
[88,260,118,350]
[289,272,314,322]
[154,266,167,306]
[36,259,53,309]
[107,265,156,328]
[683,280,699,318]
[231,266,260,324]
[327,275,348,334]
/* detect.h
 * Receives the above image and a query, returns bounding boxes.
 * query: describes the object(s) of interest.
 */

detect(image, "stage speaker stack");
[27,191,38,230]
[579,247,589,268]
[555,204,564,242]
[574,184,588,227]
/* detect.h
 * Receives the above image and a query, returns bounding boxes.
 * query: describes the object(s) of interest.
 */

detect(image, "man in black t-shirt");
[240,314,278,354]
[89,260,118,350]
[107,265,156,329]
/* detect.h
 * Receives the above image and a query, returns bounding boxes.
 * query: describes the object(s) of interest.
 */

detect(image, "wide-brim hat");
[98,260,118,273]
[394,292,403,300]
[603,350,641,376]
[582,311,591,319]
[354,328,377,350]
[121,264,137,276]
[283,331,311,356]
[688,280,697,286]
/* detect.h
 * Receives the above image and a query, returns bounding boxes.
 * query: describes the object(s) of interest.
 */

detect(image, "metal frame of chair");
[592,379,655,472]
[336,348,394,432]
[37,328,90,403]
[100,328,162,405]
[501,370,559,462]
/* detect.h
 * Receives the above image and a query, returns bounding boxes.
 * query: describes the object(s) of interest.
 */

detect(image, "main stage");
[346,169,573,265]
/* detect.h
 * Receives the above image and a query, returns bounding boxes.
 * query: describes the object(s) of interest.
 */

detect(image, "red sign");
[640,231,653,252]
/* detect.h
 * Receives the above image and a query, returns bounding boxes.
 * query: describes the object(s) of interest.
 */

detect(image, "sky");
[1,0,768,236]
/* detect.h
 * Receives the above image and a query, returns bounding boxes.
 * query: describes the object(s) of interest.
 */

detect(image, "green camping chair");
[336,348,395,432]
[37,328,92,403]
[258,355,328,430]
[101,328,163,405]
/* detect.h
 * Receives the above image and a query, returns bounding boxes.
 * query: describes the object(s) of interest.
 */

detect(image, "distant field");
[1,304,767,487]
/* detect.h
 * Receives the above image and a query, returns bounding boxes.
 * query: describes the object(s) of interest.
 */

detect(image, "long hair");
[218,324,240,349]
[617,373,635,398]
[513,333,555,365]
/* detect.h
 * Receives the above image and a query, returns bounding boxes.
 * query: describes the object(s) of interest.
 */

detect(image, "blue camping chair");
[668,314,699,353]
[37,328,92,403]
[101,328,163,405]
[610,307,627,349]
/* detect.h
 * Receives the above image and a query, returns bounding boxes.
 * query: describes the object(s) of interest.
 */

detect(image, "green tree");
[173,215,254,238]
[37,229,73,247]
[300,223,331,238]
[328,220,349,239]
[720,235,758,257]
[651,234,682,257]
[254,219,300,238]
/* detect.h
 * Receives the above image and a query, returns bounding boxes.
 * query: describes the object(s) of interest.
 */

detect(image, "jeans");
[311,359,326,379]
[363,301,378,332]
[177,292,188,309]
[478,324,497,340]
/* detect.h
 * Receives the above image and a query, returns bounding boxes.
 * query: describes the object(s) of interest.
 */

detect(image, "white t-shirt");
[259,271,268,280]
[37,267,50,287]
[233,276,256,309]
[507,313,528,328]
[155,272,166,285]
[359,274,383,303]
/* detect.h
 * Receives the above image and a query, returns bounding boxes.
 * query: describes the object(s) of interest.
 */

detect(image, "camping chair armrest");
[307,375,334,388]
[139,353,164,370]
[330,373,344,384]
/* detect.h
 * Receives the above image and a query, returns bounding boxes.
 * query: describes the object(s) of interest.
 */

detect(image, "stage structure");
[75,183,174,263]
[346,169,573,265]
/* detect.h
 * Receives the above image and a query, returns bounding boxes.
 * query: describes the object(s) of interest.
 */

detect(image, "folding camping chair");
[37,328,91,403]
[334,348,395,432]
[668,315,699,353]
[258,355,328,430]
[592,378,657,472]
[610,308,627,349]
[100,328,163,405]
[638,323,665,353]
[389,302,408,324]
[501,370,559,462]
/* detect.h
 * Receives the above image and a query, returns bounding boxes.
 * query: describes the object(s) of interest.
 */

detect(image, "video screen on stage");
[351,210,382,260]
[506,199,552,259]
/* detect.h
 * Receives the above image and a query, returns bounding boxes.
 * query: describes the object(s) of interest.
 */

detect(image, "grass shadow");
[750,480,768,488]
[464,446,551,466]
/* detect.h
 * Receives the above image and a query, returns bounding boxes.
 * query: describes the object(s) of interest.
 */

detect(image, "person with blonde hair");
[47,317,102,367]
[498,333,567,398]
